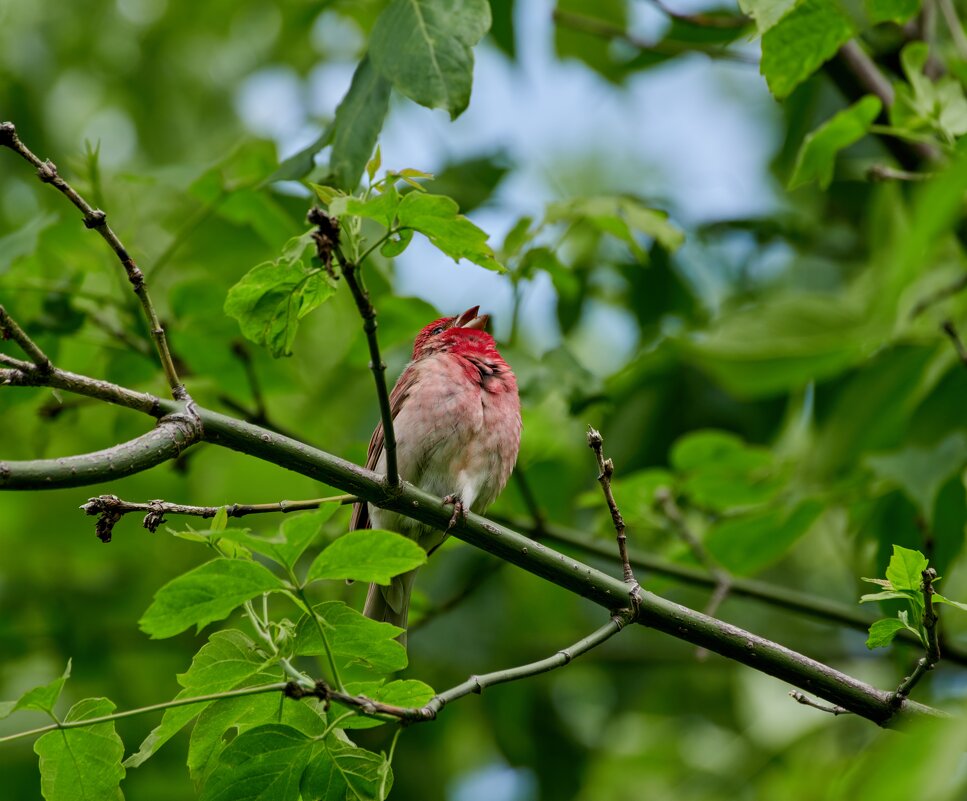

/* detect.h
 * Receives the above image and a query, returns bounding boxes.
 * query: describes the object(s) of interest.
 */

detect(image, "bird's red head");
[412,306,493,360]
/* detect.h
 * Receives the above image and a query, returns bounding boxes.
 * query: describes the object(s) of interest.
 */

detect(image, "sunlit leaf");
[306,530,426,585]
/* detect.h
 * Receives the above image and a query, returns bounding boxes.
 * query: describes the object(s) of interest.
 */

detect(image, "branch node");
[0,120,16,146]
[36,160,58,183]
[83,209,107,229]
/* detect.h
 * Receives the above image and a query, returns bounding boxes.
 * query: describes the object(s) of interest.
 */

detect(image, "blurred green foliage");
[4,0,967,799]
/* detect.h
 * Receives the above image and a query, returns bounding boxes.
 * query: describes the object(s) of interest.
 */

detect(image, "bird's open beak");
[454,305,489,330]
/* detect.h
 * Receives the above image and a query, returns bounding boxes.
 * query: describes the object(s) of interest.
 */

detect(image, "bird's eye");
[431,326,445,335]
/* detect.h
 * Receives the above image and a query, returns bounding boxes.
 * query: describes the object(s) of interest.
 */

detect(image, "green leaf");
[189,689,327,785]
[671,430,784,511]
[738,0,797,32]
[329,57,392,191]
[267,128,333,184]
[139,559,287,639]
[395,192,503,271]
[125,630,269,768]
[884,545,930,592]
[380,228,414,258]
[340,679,435,730]
[789,96,882,190]
[294,601,408,675]
[306,530,426,585]
[224,232,337,358]
[35,698,125,801]
[216,508,337,571]
[705,499,823,574]
[366,146,382,183]
[200,724,313,801]
[892,42,967,141]
[760,0,854,99]
[859,590,918,603]
[369,0,491,119]
[328,190,401,230]
[545,196,684,256]
[866,618,907,649]
[0,211,58,273]
[866,433,967,525]
[933,594,967,612]
[7,659,71,716]
[301,735,389,801]
[865,0,920,24]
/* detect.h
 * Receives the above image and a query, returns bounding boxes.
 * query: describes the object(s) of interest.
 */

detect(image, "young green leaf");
[369,0,491,118]
[329,56,392,191]
[380,228,414,258]
[789,96,882,190]
[859,590,918,604]
[866,618,908,649]
[214,507,337,571]
[933,595,967,612]
[328,190,400,229]
[760,0,854,99]
[200,724,313,801]
[224,232,337,358]
[35,698,125,801]
[294,601,408,674]
[139,559,287,639]
[2,659,71,717]
[366,146,382,183]
[301,735,390,801]
[884,545,930,592]
[126,630,269,768]
[396,192,503,271]
[306,530,426,585]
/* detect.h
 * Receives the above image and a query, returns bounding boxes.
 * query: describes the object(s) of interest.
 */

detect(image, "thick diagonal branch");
[0,121,187,400]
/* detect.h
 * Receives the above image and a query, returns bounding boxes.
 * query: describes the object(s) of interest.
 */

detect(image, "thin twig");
[893,568,942,703]
[308,207,399,487]
[789,691,850,716]
[0,682,290,745]
[79,493,355,534]
[586,427,640,605]
[553,8,758,65]
[941,320,967,367]
[0,306,51,372]
[0,121,188,400]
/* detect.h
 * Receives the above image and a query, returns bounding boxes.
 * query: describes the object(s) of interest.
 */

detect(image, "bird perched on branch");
[352,306,521,643]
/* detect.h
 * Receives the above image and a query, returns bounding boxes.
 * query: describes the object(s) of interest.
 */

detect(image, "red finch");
[352,306,521,642]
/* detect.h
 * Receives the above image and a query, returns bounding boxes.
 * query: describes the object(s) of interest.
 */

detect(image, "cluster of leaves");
[862,545,967,649]
[1,506,435,801]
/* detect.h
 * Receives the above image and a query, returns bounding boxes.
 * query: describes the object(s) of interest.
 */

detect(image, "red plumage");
[352,306,521,642]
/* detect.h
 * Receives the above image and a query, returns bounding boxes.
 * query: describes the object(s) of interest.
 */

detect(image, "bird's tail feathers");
[363,569,420,646]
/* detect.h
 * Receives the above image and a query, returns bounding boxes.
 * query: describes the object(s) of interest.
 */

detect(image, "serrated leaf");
[789,96,882,190]
[866,618,907,649]
[200,724,312,801]
[216,508,337,571]
[328,190,400,229]
[294,601,407,675]
[396,192,503,271]
[867,433,967,526]
[760,0,854,99]
[329,57,392,191]
[224,232,337,358]
[306,530,426,585]
[35,698,125,801]
[369,0,491,119]
[7,660,71,716]
[301,736,389,801]
[139,560,287,639]
[189,688,327,785]
[885,545,930,592]
[738,0,797,32]
[933,594,967,612]
[125,630,270,768]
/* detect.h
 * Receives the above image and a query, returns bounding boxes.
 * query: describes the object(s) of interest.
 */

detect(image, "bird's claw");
[442,494,466,530]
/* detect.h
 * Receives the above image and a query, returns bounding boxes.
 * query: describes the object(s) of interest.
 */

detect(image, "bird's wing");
[349,362,418,531]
